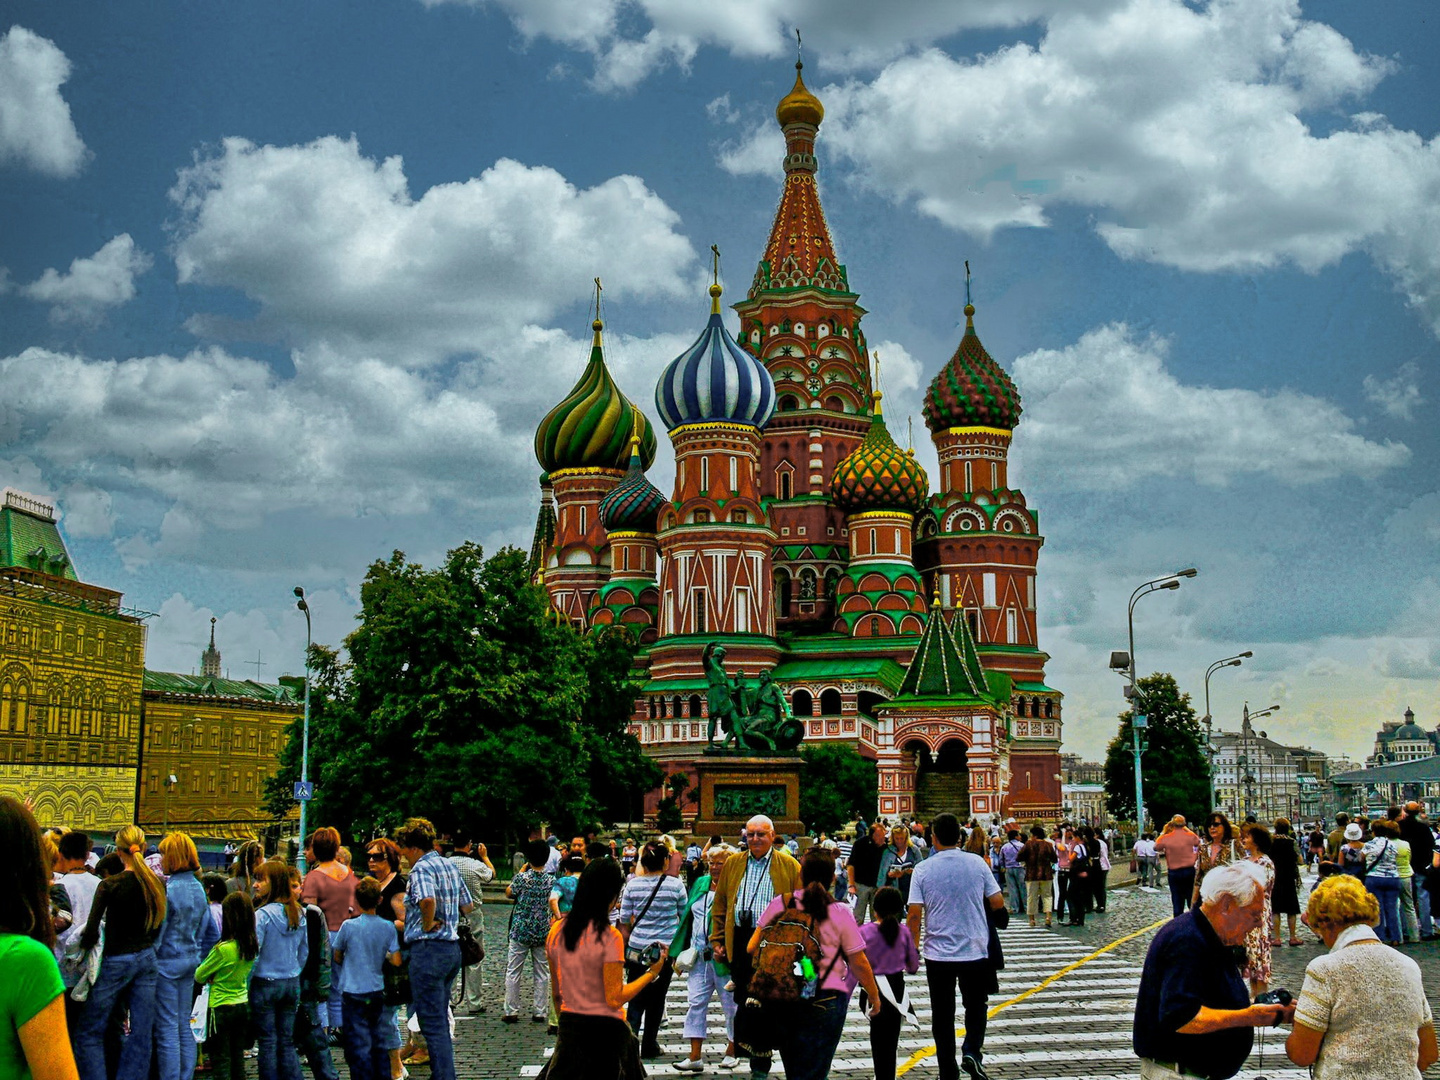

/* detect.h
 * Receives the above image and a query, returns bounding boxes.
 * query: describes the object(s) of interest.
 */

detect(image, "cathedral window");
[964,461,973,492]
[824,395,844,413]
[983,573,997,608]
[779,395,799,411]
[1006,608,1018,644]
[730,509,747,524]
[689,694,703,718]
[701,457,710,491]
[991,462,999,489]
[1044,700,1054,718]
[691,588,707,633]
[621,547,630,571]
[820,689,842,715]
[729,456,737,493]
[735,588,751,633]
[894,527,902,551]
[694,509,710,524]
[578,505,587,534]
[792,690,813,718]
[817,323,829,338]
[751,329,761,345]
[777,469,793,501]
[966,608,980,641]
[774,573,791,618]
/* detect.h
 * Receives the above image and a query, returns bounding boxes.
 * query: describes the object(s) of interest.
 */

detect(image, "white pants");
[460,907,485,1012]
[682,961,737,1042]
[504,940,548,1018]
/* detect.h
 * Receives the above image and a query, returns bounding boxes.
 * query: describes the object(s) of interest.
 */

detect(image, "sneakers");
[674,1059,705,1073]
[961,1054,992,1080]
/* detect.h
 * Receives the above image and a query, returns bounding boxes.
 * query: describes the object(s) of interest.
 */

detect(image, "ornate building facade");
[0,488,300,839]
[530,64,1063,824]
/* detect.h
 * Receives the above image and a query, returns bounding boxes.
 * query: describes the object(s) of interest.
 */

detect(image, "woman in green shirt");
[196,893,259,1080]
[0,795,78,1080]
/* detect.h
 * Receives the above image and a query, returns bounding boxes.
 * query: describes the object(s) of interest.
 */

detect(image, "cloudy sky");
[1,0,1436,764]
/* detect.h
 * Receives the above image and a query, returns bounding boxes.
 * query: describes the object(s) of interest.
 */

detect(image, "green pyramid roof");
[527,478,557,581]
[0,492,78,581]
[894,599,991,703]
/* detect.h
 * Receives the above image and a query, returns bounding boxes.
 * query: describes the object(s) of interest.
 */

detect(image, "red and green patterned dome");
[535,320,658,473]
[831,397,929,514]
[600,437,666,532]
[923,305,1022,433]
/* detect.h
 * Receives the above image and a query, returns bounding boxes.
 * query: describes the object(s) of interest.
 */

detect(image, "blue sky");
[1,0,1437,762]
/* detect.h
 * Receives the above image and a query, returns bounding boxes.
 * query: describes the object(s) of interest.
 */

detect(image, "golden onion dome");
[776,61,824,128]
[831,392,929,514]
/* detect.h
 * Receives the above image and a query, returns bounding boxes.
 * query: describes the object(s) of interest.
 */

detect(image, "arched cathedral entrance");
[917,737,969,818]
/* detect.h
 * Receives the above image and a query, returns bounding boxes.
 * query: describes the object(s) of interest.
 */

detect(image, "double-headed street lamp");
[1204,652,1252,810]
[294,586,313,874]
[1110,568,1198,831]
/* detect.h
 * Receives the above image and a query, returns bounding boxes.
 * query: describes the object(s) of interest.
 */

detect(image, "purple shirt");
[859,921,920,977]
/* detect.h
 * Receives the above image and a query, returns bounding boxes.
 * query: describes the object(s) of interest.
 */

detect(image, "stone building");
[529,62,1063,824]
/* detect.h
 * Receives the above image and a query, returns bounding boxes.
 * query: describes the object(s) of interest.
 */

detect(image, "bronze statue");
[702,644,804,753]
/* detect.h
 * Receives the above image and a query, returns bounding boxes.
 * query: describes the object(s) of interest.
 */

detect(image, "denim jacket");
[155,870,220,978]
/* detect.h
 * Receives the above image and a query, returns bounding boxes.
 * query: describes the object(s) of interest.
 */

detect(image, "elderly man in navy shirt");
[1133,862,1295,1080]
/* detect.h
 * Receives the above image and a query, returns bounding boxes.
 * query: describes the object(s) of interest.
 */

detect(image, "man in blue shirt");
[397,818,473,1080]
[1133,862,1294,1080]
[907,813,1004,1080]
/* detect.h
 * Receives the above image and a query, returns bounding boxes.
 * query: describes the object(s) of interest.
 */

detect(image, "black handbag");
[458,921,484,966]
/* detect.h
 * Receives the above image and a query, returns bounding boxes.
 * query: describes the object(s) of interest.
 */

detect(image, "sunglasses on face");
[367,852,385,861]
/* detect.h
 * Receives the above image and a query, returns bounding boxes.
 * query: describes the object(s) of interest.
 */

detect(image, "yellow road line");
[895,919,1168,1076]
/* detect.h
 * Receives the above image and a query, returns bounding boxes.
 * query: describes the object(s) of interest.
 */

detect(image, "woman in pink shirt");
[300,826,357,1032]
[542,860,665,1078]
[747,849,883,1080]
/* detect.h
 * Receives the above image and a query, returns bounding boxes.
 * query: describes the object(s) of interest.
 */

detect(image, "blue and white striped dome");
[655,285,776,432]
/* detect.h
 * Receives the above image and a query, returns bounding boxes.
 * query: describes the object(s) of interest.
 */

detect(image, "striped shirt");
[735,852,776,925]
[405,850,471,943]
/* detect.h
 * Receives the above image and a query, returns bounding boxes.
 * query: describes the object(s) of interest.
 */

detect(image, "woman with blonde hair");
[75,824,167,1080]
[154,833,220,1080]
[253,860,309,1080]
[1287,874,1438,1078]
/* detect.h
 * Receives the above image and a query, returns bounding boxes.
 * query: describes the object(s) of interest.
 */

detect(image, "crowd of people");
[6,794,1440,1080]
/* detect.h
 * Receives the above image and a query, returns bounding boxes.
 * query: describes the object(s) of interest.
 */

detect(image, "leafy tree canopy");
[1103,672,1210,828]
[266,544,661,847]
[799,742,878,835]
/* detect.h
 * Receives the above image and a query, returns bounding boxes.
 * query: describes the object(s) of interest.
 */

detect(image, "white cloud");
[699,0,1440,335]
[426,0,1104,90]
[1009,323,1409,488]
[22,234,152,321]
[0,26,87,177]
[169,136,696,363]
[1363,361,1424,421]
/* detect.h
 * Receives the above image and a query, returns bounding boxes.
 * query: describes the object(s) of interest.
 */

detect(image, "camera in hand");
[1254,989,1292,1006]
[639,941,663,966]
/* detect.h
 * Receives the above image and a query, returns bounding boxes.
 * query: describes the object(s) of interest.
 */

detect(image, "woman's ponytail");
[115,825,167,932]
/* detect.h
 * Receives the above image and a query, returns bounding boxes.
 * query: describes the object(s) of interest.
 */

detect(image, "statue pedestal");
[692,753,805,839]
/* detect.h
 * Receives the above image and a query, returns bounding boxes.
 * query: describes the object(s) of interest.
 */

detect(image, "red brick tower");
[732,60,872,631]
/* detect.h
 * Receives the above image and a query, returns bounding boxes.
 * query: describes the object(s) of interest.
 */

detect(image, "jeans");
[74,947,158,1080]
[925,959,993,1078]
[1167,867,1195,918]
[250,976,303,1080]
[1005,867,1026,914]
[683,961,736,1041]
[775,990,850,1080]
[852,884,876,924]
[380,1006,403,1051]
[295,999,339,1080]
[205,1003,250,1080]
[342,992,390,1080]
[865,973,906,1080]
[504,940,549,1018]
[155,966,199,1080]
[459,908,486,1013]
[626,957,674,1051]
[409,939,461,1080]
[328,929,345,1029]
[1414,872,1434,936]
[1367,876,1403,942]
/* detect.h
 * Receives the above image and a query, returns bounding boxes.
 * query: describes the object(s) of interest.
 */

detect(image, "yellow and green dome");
[535,320,658,473]
[831,394,929,513]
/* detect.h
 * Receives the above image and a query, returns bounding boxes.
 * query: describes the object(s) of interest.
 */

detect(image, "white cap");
[1344,823,1363,841]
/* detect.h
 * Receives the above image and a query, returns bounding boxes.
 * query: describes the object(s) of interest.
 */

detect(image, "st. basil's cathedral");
[529,62,1063,824]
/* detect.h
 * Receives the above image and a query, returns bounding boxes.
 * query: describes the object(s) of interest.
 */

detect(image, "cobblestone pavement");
[287,874,1440,1079]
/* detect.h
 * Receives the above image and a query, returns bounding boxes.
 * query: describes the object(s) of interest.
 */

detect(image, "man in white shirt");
[449,835,495,1015]
[908,813,1005,1080]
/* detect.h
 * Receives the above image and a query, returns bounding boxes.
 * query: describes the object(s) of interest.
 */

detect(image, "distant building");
[0,488,300,843]
[1212,727,1299,822]
[0,490,147,834]
[1369,708,1438,766]
[1332,757,1440,817]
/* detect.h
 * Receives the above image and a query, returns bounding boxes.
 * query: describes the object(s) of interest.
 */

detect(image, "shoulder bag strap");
[630,873,668,928]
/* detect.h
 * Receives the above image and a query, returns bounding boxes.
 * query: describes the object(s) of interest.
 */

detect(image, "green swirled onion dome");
[831,395,929,514]
[923,304,1022,432]
[600,437,667,532]
[535,319,658,472]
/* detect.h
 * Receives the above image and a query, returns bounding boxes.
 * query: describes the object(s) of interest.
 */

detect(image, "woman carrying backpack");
[745,849,883,1080]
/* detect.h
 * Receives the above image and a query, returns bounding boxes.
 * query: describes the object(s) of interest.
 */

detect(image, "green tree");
[269,544,661,847]
[1103,672,1210,827]
[799,742,878,834]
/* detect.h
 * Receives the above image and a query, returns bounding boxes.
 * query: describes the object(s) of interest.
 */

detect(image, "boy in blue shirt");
[332,877,401,1080]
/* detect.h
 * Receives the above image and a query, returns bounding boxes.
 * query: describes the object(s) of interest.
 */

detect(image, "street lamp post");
[1240,701,1280,818]
[1112,568,1198,832]
[1204,652,1252,811]
[294,587,312,874]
